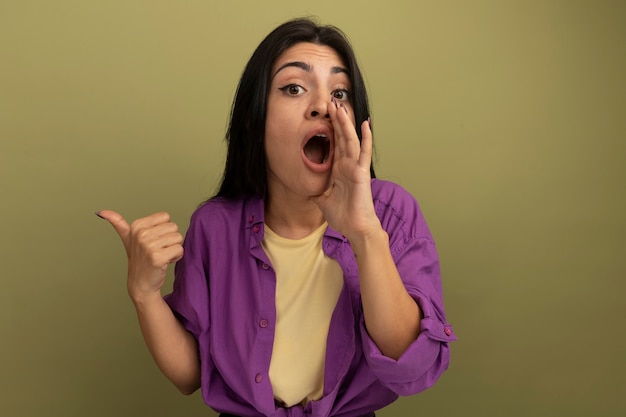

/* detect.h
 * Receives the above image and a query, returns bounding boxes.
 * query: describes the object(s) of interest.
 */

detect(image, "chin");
[306,178,333,198]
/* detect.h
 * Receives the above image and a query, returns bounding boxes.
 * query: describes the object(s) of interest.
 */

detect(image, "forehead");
[272,42,346,73]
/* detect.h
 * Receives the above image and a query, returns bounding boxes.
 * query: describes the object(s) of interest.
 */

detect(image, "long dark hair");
[215,18,375,199]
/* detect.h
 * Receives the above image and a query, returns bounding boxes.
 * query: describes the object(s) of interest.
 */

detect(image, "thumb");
[96,210,131,251]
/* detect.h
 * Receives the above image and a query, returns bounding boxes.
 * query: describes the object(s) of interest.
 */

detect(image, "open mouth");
[303,134,331,164]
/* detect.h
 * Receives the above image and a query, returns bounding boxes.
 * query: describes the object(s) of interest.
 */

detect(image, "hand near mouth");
[314,103,422,360]
[313,101,382,243]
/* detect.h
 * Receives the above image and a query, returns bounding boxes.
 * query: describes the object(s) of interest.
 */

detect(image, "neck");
[265,193,325,240]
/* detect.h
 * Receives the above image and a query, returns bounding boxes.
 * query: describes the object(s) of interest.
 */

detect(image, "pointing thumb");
[96,210,131,252]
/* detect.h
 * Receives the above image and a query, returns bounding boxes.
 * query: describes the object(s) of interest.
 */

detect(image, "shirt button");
[262,263,269,270]
[248,216,254,223]
[444,327,452,336]
[259,319,268,328]
[255,374,263,383]
[253,225,260,233]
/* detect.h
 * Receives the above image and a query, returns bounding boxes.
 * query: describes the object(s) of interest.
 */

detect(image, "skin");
[264,43,421,359]
[96,209,200,394]
[97,42,421,395]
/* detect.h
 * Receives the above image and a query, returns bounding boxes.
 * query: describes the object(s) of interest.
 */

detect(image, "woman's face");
[265,42,355,202]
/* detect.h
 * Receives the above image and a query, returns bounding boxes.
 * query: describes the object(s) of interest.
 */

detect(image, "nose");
[307,91,331,119]
[310,109,330,118]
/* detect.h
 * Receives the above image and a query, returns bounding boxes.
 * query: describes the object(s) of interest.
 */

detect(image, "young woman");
[98,18,456,417]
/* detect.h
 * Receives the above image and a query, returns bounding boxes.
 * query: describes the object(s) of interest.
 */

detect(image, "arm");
[313,104,421,359]
[349,226,421,360]
[314,103,455,393]
[97,210,201,394]
[358,225,456,394]
[131,291,200,394]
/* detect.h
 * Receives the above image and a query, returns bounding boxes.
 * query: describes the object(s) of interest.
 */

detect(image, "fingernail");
[340,102,348,114]
[368,116,372,129]
[95,211,105,219]
[331,97,338,109]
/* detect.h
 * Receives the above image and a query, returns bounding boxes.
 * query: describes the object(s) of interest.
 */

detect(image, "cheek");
[264,115,282,144]
[266,112,298,143]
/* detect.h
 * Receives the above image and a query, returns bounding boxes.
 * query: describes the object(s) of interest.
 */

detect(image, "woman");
[98,18,456,417]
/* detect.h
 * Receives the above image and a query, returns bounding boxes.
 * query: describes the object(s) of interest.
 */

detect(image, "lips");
[301,127,334,173]
[303,134,330,164]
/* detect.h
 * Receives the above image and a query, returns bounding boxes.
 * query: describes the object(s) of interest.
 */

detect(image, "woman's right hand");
[97,210,184,302]
[97,210,199,394]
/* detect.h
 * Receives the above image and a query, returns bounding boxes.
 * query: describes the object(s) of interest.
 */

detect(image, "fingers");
[135,222,184,271]
[329,99,354,158]
[97,211,181,260]
[98,210,182,297]
[142,227,184,257]
[163,243,184,264]
[96,209,131,247]
[148,240,184,270]
[359,118,373,169]
[329,99,366,161]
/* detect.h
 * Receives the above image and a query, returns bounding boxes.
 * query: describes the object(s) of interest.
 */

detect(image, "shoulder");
[194,196,246,217]
[370,178,433,242]
[371,178,417,207]
[370,178,422,221]
[187,195,262,233]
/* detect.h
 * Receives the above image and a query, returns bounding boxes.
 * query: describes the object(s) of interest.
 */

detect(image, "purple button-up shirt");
[165,179,456,417]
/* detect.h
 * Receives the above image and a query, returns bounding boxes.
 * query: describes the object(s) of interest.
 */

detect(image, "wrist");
[347,223,388,254]
[128,286,163,309]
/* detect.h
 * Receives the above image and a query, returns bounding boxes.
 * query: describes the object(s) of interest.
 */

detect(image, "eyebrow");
[271,61,349,79]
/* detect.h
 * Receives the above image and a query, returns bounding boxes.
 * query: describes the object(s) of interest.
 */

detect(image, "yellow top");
[262,223,344,407]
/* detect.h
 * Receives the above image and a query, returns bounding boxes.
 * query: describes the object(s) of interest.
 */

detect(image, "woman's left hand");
[313,101,381,242]
[316,101,422,360]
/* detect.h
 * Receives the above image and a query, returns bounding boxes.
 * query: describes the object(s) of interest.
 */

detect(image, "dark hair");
[215,18,375,199]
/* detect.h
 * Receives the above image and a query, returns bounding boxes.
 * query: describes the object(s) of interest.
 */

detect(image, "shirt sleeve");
[163,209,210,339]
[360,185,457,395]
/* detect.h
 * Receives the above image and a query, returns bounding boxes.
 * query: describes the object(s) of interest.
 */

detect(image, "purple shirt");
[165,179,456,417]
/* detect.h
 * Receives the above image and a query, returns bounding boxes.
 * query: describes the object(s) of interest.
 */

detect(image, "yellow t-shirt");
[262,223,344,407]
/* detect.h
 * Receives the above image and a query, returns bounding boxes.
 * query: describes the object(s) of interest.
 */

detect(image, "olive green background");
[1,1,625,416]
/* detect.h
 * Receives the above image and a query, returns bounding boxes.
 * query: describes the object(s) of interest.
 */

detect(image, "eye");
[279,84,305,96]
[332,89,350,101]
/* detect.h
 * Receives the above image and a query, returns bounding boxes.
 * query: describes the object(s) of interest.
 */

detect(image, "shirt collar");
[243,195,347,243]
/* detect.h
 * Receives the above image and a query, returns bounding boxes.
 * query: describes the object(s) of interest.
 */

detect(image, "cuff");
[360,293,456,395]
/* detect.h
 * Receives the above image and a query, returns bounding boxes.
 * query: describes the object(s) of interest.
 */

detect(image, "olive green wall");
[2,1,624,416]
